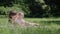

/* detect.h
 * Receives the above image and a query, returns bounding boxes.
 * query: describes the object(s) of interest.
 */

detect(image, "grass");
[0,18,60,34]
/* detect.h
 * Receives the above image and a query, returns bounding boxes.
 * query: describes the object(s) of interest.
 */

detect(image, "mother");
[8,10,39,27]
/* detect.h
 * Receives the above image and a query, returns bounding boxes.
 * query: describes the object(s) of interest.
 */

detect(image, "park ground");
[0,18,60,34]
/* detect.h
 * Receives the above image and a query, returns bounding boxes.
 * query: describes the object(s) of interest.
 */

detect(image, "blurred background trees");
[0,0,60,18]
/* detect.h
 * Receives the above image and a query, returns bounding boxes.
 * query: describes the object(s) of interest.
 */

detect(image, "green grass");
[0,18,60,34]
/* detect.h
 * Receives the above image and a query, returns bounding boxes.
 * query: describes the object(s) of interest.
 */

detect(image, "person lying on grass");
[8,10,39,27]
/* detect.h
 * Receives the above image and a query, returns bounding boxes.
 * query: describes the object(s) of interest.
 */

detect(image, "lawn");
[0,18,60,34]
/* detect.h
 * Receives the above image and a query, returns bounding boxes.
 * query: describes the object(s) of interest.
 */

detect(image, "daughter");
[15,12,26,27]
[9,10,39,27]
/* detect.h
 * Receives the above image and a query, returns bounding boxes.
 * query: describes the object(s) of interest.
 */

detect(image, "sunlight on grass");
[0,18,60,34]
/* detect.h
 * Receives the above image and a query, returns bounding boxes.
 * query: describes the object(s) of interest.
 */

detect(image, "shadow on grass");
[40,21,60,25]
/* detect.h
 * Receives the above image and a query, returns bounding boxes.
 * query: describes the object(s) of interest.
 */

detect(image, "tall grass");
[0,18,60,34]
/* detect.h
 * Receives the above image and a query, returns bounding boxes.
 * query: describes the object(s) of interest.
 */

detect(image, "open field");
[0,18,60,34]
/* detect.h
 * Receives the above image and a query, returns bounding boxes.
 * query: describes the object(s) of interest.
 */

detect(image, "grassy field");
[0,18,60,34]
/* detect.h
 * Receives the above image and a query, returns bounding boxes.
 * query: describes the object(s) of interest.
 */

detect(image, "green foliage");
[0,18,60,34]
[0,0,60,18]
